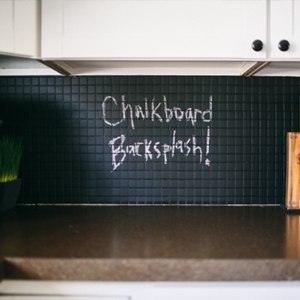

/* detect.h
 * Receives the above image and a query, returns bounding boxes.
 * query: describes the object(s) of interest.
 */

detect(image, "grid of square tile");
[0,76,299,204]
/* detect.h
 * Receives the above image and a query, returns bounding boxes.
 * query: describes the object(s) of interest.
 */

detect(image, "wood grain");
[286,132,300,209]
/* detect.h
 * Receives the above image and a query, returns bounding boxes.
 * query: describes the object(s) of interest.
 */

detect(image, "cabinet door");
[270,0,300,59]
[0,0,14,54]
[42,0,267,60]
[0,0,40,57]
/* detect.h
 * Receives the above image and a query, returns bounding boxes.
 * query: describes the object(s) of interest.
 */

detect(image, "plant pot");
[0,179,22,212]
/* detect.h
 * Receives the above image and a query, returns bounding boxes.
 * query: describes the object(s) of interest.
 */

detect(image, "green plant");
[0,137,22,183]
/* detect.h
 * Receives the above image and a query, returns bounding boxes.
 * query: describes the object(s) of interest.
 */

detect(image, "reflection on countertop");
[285,214,300,258]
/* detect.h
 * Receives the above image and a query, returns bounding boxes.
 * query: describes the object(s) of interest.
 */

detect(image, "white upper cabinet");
[0,0,40,57]
[0,0,14,55]
[3,0,300,76]
[254,0,300,76]
[41,0,267,60]
[269,0,300,59]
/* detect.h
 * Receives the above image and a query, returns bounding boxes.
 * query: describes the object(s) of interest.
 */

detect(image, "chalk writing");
[102,95,212,130]
[102,95,213,171]
[108,130,203,171]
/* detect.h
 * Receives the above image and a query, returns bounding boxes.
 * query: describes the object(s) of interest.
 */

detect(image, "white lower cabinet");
[1,281,300,300]
[0,295,125,300]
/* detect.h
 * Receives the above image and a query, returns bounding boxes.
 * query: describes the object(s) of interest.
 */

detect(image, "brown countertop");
[0,206,300,281]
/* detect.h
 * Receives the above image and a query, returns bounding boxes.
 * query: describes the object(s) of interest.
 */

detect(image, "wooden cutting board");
[286,132,300,210]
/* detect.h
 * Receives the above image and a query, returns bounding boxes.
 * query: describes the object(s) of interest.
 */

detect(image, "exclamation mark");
[205,95,213,167]
[206,126,210,156]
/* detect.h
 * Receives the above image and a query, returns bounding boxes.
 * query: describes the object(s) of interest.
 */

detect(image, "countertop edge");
[2,257,300,281]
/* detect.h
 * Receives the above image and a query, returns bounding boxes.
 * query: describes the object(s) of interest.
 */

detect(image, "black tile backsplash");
[0,76,299,205]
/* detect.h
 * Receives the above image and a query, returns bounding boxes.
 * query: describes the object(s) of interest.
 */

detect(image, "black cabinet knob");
[278,39,290,51]
[252,39,263,52]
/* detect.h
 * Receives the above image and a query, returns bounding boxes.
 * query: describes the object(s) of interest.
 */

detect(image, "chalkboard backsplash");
[0,76,299,205]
